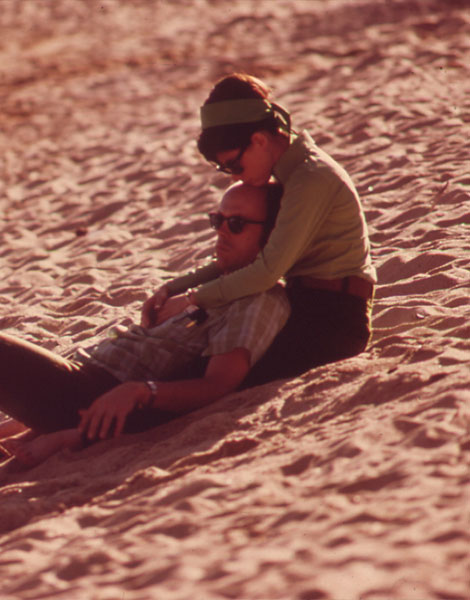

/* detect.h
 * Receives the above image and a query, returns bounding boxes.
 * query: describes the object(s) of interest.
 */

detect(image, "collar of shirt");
[273,130,314,184]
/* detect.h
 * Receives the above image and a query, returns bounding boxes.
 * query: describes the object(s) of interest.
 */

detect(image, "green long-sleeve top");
[167,131,376,308]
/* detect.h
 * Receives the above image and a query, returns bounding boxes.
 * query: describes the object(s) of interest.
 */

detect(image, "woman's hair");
[198,73,289,163]
[260,182,283,248]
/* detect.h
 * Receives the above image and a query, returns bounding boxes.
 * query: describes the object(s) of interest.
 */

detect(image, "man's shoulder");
[202,284,290,365]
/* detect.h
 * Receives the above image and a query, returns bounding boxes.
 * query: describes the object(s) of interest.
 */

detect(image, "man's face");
[214,184,267,273]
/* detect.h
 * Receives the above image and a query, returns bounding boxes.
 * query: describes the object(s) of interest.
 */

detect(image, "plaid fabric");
[78,285,289,383]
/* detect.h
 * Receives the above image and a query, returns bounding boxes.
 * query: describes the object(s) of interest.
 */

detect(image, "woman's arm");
[165,262,221,296]
[195,167,336,308]
[141,262,220,327]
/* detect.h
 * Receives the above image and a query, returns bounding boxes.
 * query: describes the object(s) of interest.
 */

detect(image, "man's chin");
[215,257,228,272]
[216,255,238,273]
[243,173,271,187]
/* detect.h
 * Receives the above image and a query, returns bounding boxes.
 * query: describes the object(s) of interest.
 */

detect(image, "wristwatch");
[137,380,158,409]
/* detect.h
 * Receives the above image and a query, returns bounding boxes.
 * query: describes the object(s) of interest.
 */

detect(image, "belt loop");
[341,277,350,293]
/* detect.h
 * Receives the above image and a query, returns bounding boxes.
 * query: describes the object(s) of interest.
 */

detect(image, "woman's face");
[216,132,275,187]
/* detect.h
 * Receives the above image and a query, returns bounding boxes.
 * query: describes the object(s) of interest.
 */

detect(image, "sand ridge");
[0,1,469,599]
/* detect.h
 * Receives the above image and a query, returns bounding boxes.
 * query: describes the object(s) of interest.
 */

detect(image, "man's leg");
[0,417,29,441]
[0,332,119,433]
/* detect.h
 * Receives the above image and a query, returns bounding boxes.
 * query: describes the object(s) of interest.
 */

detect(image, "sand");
[0,0,469,598]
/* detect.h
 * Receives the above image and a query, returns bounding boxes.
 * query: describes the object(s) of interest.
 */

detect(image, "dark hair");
[260,182,283,247]
[198,73,287,163]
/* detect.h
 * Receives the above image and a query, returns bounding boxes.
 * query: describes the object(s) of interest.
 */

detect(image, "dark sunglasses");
[209,212,265,234]
[216,141,250,175]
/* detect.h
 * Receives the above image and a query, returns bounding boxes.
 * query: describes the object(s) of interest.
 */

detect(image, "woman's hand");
[79,382,149,441]
[155,294,191,325]
[141,285,169,328]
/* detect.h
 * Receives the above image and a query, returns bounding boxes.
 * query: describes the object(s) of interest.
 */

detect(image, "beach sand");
[0,1,469,598]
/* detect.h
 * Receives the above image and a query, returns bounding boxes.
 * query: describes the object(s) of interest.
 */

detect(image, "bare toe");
[13,445,38,467]
[1,438,22,456]
[0,443,12,461]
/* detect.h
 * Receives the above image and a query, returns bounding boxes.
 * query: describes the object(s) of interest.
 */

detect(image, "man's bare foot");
[0,443,11,461]
[0,419,30,442]
[0,429,38,459]
[11,429,84,468]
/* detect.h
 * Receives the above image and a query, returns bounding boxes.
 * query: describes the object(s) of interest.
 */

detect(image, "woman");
[142,73,376,386]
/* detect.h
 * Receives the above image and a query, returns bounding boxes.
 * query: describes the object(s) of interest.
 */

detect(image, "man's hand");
[155,295,191,325]
[79,382,149,441]
[141,285,169,328]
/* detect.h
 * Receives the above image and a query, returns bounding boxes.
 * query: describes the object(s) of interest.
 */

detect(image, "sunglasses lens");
[227,217,245,234]
[217,144,247,175]
[227,162,243,175]
[209,213,247,233]
[209,213,222,229]
[217,160,240,176]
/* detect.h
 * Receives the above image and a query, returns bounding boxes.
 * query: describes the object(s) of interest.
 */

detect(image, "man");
[0,182,289,467]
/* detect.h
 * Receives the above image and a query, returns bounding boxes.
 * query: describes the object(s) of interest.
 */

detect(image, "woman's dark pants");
[241,286,372,388]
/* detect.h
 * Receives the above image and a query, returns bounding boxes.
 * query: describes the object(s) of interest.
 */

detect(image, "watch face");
[146,381,158,395]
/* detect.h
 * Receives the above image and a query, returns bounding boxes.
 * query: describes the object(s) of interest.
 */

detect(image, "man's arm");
[151,348,250,412]
[79,348,250,441]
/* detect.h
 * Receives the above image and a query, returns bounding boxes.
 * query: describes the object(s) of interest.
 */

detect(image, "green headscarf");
[200,99,291,132]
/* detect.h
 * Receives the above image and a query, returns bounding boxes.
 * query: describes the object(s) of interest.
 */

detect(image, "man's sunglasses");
[209,212,265,234]
[215,141,250,175]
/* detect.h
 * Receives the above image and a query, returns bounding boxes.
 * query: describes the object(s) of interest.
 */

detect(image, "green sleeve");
[166,261,221,297]
[194,165,336,308]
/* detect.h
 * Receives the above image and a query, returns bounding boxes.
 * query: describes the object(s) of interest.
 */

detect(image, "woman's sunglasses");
[216,141,251,175]
[209,212,265,234]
